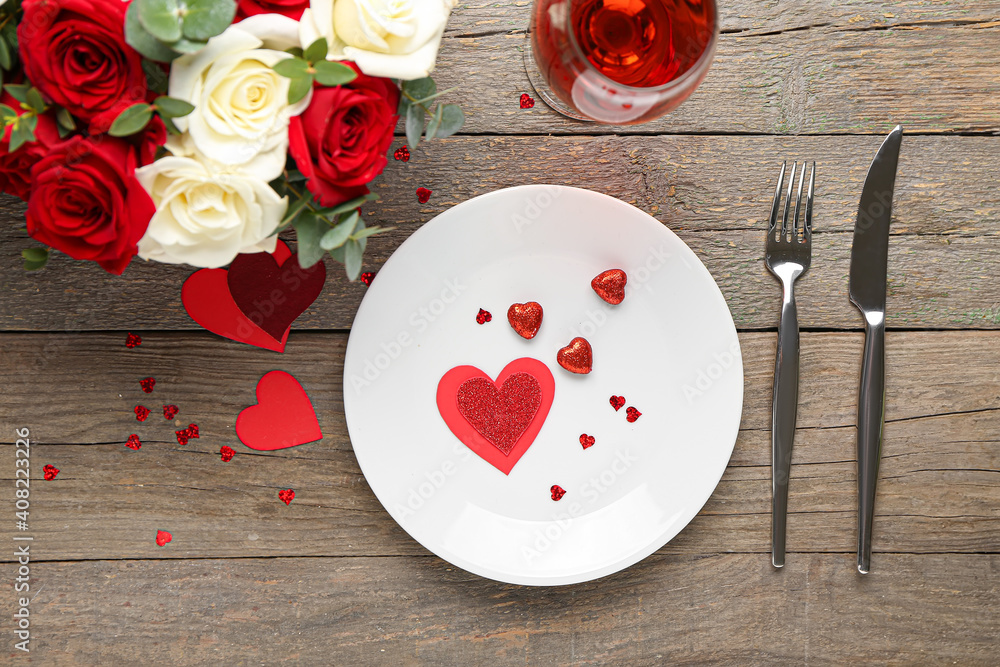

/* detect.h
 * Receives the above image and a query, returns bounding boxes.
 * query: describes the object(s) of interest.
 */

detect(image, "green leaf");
[396,94,411,115]
[303,37,328,64]
[287,75,313,104]
[405,104,424,150]
[1,20,17,53]
[316,192,377,217]
[343,239,363,281]
[169,37,209,53]
[23,257,48,271]
[435,104,465,138]
[280,194,312,226]
[142,58,169,93]
[273,57,310,78]
[22,247,49,263]
[153,95,195,118]
[349,225,390,241]
[138,0,182,43]
[402,77,435,103]
[313,60,357,87]
[0,103,17,127]
[285,46,304,58]
[55,107,75,131]
[425,103,443,140]
[181,0,237,41]
[4,83,29,103]
[25,87,46,114]
[126,2,181,62]
[109,103,154,137]
[0,34,12,71]
[285,168,307,183]
[320,211,358,250]
[9,115,36,153]
[293,213,326,269]
[162,116,181,134]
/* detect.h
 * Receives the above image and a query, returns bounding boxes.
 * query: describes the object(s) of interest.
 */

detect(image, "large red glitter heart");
[437,358,555,475]
[182,241,294,352]
[236,371,322,451]
[507,301,543,339]
[591,269,627,305]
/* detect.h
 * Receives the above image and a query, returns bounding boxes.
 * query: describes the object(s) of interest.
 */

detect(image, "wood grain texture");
[14,554,1000,665]
[434,2,1000,135]
[3,135,999,331]
[2,331,997,561]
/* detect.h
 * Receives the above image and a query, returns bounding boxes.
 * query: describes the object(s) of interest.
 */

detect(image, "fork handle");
[857,313,886,574]
[771,279,800,568]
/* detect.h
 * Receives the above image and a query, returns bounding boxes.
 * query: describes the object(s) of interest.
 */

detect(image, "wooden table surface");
[3,1,999,664]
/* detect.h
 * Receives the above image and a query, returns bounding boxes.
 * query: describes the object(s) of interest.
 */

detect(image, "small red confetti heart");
[580,434,596,449]
[139,377,155,393]
[43,464,59,480]
[220,446,235,462]
[125,333,142,348]
[360,271,375,286]
[592,269,628,305]
[520,93,535,109]
[393,145,410,161]
[134,405,150,422]
[163,405,178,420]
[507,301,543,339]
[126,434,142,450]
[155,530,172,547]
[476,308,492,324]
[557,337,593,374]
[550,484,566,501]
[610,395,626,411]
[278,489,295,505]
[175,430,189,445]
[626,406,642,423]
[186,424,199,438]
[416,187,432,203]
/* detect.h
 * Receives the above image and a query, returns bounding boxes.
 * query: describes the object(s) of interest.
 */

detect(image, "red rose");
[26,135,155,274]
[18,0,148,131]
[288,63,400,208]
[237,0,309,20]
[0,94,61,200]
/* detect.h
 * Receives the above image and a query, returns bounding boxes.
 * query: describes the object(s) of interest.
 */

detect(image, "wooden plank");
[434,4,1000,135]
[2,331,998,560]
[3,135,999,331]
[19,554,1000,664]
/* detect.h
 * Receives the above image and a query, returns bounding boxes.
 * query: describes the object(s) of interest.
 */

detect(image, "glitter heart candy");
[580,434,596,449]
[557,337,593,374]
[163,404,178,420]
[43,464,59,480]
[437,358,555,475]
[134,405,150,422]
[520,93,535,109]
[279,489,295,505]
[507,301,543,339]
[610,395,626,411]
[592,269,627,305]
[139,377,155,393]
[125,332,142,348]
[550,484,566,500]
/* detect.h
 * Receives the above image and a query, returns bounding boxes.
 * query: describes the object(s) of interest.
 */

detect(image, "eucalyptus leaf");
[343,239,363,281]
[285,168,307,183]
[181,0,236,41]
[303,37,328,64]
[435,104,465,138]
[138,0,182,43]
[4,83,28,103]
[405,103,424,149]
[402,77,435,103]
[280,194,312,226]
[23,257,48,271]
[396,94,411,115]
[349,225,390,241]
[154,95,195,118]
[293,213,326,268]
[287,75,313,104]
[0,35,11,71]
[142,58,169,93]
[126,3,181,62]
[109,103,154,137]
[162,116,180,134]
[425,103,443,140]
[313,60,356,87]
[9,117,35,153]
[21,247,48,262]
[273,57,310,78]
[169,37,209,53]
[320,211,358,250]
[315,193,376,217]
[55,107,75,131]
[25,87,46,114]
[0,103,17,126]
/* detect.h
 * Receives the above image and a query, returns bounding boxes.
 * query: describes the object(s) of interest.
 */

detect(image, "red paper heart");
[236,370,322,451]
[592,269,627,305]
[557,337,593,374]
[437,358,554,475]
[182,242,293,352]
[507,301,543,339]
[227,251,326,342]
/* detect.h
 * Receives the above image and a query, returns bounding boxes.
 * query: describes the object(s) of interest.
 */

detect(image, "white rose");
[136,157,288,268]
[300,0,456,80]
[166,16,309,181]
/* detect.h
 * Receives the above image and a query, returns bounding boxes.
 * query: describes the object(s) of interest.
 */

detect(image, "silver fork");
[765,161,815,569]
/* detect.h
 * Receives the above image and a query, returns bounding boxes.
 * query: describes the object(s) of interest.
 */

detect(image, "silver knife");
[849,125,903,575]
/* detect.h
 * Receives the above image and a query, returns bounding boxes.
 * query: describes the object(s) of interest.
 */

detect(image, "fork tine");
[781,162,797,239]
[768,161,786,234]
[804,162,816,237]
[793,162,806,240]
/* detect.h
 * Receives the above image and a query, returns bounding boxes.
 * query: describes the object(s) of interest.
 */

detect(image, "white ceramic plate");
[343,185,743,586]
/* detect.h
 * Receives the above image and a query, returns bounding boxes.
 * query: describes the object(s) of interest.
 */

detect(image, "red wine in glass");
[527,0,718,123]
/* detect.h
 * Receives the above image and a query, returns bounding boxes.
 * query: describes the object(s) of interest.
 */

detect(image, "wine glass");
[524,0,719,124]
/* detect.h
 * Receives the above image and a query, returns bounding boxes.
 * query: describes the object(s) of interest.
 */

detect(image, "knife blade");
[849,125,902,575]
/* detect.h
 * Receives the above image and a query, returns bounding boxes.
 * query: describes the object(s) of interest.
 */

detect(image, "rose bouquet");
[1,0,462,278]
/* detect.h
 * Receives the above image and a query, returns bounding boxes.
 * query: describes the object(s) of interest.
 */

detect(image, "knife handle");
[771,281,799,568]
[857,312,886,574]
